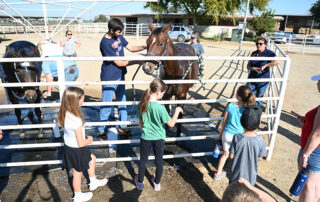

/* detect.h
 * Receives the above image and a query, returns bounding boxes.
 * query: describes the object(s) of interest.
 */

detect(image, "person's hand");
[87,136,93,144]
[0,129,3,141]
[299,154,309,170]
[175,107,183,114]
[260,64,267,71]
[251,67,261,73]
[80,80,89,88]
[143,44,147,49]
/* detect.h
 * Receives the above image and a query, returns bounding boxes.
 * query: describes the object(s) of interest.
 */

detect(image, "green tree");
[93,14,108,23]
[145,0,271,26]
[145,0,206,26]
[247,9,275,36]
[310,0,320,20]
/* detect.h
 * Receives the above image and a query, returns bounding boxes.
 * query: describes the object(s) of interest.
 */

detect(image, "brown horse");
[142,23,199,136]
[1,41,42,138]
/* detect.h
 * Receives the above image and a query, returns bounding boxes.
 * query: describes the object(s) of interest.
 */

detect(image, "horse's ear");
[162,24,171,34]
[148,22,154,32]
[6,46,17,57]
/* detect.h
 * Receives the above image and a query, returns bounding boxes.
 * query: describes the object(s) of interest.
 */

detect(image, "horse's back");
[174,43,196,56]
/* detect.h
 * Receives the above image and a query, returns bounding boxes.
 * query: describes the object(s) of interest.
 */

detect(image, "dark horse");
[1,41,42,138]
[142,23,199,136]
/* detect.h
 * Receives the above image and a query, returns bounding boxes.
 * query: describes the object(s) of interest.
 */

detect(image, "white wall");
[195,25,237,38]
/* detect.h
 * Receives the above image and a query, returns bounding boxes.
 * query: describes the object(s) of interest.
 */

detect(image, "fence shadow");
[15,165,61,202]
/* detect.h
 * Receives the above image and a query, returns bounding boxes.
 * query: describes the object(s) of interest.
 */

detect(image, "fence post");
[136,24,139,40]
[56,59,66,100]
[266,57,291,161]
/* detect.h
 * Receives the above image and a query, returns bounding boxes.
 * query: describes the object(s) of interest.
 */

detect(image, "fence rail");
[0,42,290,166]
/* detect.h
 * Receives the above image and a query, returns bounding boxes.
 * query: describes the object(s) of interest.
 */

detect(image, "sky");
[0,0,317,21]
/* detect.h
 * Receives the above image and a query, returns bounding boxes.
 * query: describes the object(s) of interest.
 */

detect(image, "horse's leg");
[35,89,44,138]
[8,90,25,138]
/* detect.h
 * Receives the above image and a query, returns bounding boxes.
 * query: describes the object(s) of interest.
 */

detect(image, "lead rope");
[180,54,206,90]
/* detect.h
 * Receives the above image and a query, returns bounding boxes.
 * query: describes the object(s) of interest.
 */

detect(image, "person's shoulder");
[227,103,236,110]
[264,49,276,56]
[66,112,81,122]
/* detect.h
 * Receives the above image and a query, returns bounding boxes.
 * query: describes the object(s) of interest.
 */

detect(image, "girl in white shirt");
[58,87,107,202]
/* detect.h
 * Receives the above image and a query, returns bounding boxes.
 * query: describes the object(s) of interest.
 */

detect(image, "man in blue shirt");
[99,18,146,136]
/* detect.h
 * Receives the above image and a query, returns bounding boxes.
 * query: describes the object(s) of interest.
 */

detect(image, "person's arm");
[75,39,81,49]
[166,107,183,128]
[75,126,93,147]
[125,43,147,52]
[300,108,320,167]
[113,60,144,67]
[247,52,260,72]
[260,59,280,71]
[219,111,229,139]
[60,37,68,47]
[238,178,276,202]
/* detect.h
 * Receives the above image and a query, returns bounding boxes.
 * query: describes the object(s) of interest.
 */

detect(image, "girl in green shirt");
[135,79,183,191]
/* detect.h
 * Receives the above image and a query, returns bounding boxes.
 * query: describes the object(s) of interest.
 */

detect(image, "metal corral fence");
[286,34,320,55]
[1,23,163,40]
[0,41,290,167]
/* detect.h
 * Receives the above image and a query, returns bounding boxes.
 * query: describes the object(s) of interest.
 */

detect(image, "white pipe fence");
[0,43,291,166]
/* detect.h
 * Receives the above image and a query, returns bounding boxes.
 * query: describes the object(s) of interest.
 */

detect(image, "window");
[173,27,180,31]
[181,27,185,31]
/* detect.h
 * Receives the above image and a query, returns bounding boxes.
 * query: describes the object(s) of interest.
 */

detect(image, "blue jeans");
[298,147,320,173]
[99,77,127,133]
[246,81,269,107]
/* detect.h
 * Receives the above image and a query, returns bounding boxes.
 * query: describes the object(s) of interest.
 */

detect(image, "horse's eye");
[159,42,163,46]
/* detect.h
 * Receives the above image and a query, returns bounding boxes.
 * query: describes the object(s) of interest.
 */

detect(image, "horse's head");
[142,23,172,75]
[4,42,41,103]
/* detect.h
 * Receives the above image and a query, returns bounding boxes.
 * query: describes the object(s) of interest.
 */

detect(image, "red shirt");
[301,105,320,148]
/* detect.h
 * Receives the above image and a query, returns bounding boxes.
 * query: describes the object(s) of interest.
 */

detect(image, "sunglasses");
[256,42,264,46]
[67,34,72,35]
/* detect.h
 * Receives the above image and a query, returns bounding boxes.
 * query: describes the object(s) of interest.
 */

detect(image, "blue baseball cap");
[311,74,320,81]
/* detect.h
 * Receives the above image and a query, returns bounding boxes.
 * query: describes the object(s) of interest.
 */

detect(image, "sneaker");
[151,176,161,191]
[73,192,93,202]
[89,178,108,191]
[214,170,226,181]
[134,175,144,190]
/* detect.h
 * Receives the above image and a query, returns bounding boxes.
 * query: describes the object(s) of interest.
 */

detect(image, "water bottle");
[213,140,222,158]
[289,168,309,196]
[53,120,61,138]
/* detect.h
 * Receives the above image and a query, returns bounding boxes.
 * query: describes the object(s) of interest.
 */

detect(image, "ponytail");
[138,79,167,114]
[237,85,256,106]
[138,88,151,114]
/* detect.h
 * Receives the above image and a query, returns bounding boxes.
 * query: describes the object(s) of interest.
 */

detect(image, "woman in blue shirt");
[247,37,279,107]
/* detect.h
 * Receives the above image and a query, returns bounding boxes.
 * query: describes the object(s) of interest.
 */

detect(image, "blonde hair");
[138,79,167,114]
[58,87,85,128]
[237,85,256,106]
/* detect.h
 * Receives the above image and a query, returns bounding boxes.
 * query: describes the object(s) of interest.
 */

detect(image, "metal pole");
[42,0,49,40]
[239,0,250,50]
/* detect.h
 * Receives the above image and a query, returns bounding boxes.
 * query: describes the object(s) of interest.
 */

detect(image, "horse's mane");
[152,27,163,35]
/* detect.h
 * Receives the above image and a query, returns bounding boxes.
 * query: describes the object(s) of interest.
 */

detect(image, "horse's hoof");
[19,131,26,139]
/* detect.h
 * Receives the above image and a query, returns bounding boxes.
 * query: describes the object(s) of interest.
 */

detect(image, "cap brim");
[311,74,320,81]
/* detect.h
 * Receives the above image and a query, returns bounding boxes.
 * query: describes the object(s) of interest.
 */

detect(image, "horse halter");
[13,62,39,91]
[146,39,169,69]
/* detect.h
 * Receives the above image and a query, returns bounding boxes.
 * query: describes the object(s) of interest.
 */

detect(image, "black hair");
[108,18,124,32]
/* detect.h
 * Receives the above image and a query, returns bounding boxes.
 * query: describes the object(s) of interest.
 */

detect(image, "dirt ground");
[0,32,320,202]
